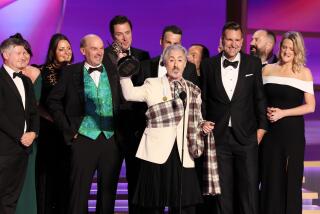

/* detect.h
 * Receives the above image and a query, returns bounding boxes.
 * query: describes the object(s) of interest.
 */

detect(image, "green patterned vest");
[78,66,114,140]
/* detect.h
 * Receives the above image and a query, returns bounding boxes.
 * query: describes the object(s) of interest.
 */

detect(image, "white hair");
[162,44,188,64]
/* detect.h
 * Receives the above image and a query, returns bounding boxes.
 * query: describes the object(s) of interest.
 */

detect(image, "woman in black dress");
[37,33,73,214]
[260,31,316,214]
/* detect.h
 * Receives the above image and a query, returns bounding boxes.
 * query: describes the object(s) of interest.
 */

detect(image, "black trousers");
[68,134,122,214]
[215,128,259,214]
[124,150,140,214]
[0,153,28,214]
[37,118,70,214]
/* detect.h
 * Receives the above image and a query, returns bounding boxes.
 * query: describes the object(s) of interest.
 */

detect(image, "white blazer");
[120,76,195,167]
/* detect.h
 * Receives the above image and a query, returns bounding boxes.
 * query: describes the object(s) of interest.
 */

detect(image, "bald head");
[250,29,276,62]
[80,34,103,48]
[80,34,104,66]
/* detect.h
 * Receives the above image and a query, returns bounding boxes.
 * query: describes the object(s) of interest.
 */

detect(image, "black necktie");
[13,71,23,79]
[88,66,103,74]
[223,59,239,69]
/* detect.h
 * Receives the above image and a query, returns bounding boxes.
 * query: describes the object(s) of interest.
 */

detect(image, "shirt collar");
[3,64,20,79]
[84,62,102,71]
[222,52,241,62]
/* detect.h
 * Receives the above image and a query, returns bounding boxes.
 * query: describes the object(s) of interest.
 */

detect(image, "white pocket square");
[245,74,253,77]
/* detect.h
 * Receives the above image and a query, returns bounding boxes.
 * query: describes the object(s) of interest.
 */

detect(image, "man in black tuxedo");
[0,37,39,214]
[102,15,150,214]
[141,25,199,86]
[103,15,150,78]
[200,22,268,214]
[47,34,123,214]
[250,29,278,66]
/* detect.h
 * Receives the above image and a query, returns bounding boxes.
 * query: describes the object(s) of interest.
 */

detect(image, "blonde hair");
[279,31,306,73]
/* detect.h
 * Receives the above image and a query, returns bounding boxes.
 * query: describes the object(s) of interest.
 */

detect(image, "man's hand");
[257,129,266,144]
[21,132,36,147]
[202,121,215,134]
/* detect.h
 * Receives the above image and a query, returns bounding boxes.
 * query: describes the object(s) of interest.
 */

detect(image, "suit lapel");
[231,53,247,101]
[0,66,24,108]
[72,63,85,104]
[105,64,118,103]
[151,56,160,78]
[130,47,136,58]
[213,55,230,102]
[21,76,29,112]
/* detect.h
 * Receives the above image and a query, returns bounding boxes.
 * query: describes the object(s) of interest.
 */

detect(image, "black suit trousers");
[215,128,259,214]
[0,153,28,214]
[68,134,122,214]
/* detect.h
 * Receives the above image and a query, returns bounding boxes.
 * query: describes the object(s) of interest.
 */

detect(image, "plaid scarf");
[145,78,220,195]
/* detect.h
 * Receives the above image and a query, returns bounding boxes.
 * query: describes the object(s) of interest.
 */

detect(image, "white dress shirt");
[221,53,240,127]
[84,63,102,87]
[4,64,27,132]
[157,56,167,77]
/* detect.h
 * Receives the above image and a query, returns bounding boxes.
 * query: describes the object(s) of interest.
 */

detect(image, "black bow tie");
[223,59,239,69]
[88,66,103,74]
[124,49,130,56]
[13,71,23,79]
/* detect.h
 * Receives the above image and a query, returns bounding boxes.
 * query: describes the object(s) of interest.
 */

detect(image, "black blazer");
[141,56,200,86]
[103,46,150,152]
[200,52,268,145]
[0,66,39,155]
[46,62,122,145]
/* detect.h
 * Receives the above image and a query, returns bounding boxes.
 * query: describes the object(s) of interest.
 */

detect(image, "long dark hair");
[44,33,74,65]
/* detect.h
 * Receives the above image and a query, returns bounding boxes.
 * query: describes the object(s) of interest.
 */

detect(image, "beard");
[250,45,258,56]
[250,45,265,59]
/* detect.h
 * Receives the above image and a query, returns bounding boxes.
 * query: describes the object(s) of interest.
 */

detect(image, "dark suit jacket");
[102,46,150,153]
[0,66,39,155]
[267,54,278,64]
[141,56,200,86]
[200,52,268,145]
[46,62,122,146]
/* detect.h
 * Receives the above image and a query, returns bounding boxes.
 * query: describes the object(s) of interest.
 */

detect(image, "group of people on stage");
[0,14,316,214]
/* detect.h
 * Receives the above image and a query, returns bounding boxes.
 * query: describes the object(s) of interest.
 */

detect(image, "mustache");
[250,45,256,51]
[250,45,257,55]
[172,67,181,72]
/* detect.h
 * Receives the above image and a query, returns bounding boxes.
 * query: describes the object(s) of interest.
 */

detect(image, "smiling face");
[280,38,294,64]
[80,35,104,67]
[222,29,243,60]
[55,39,72,64]
[250,30,268,57]
[164,49,187,81]
[3,45,30,71]
[112,22,132,50]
